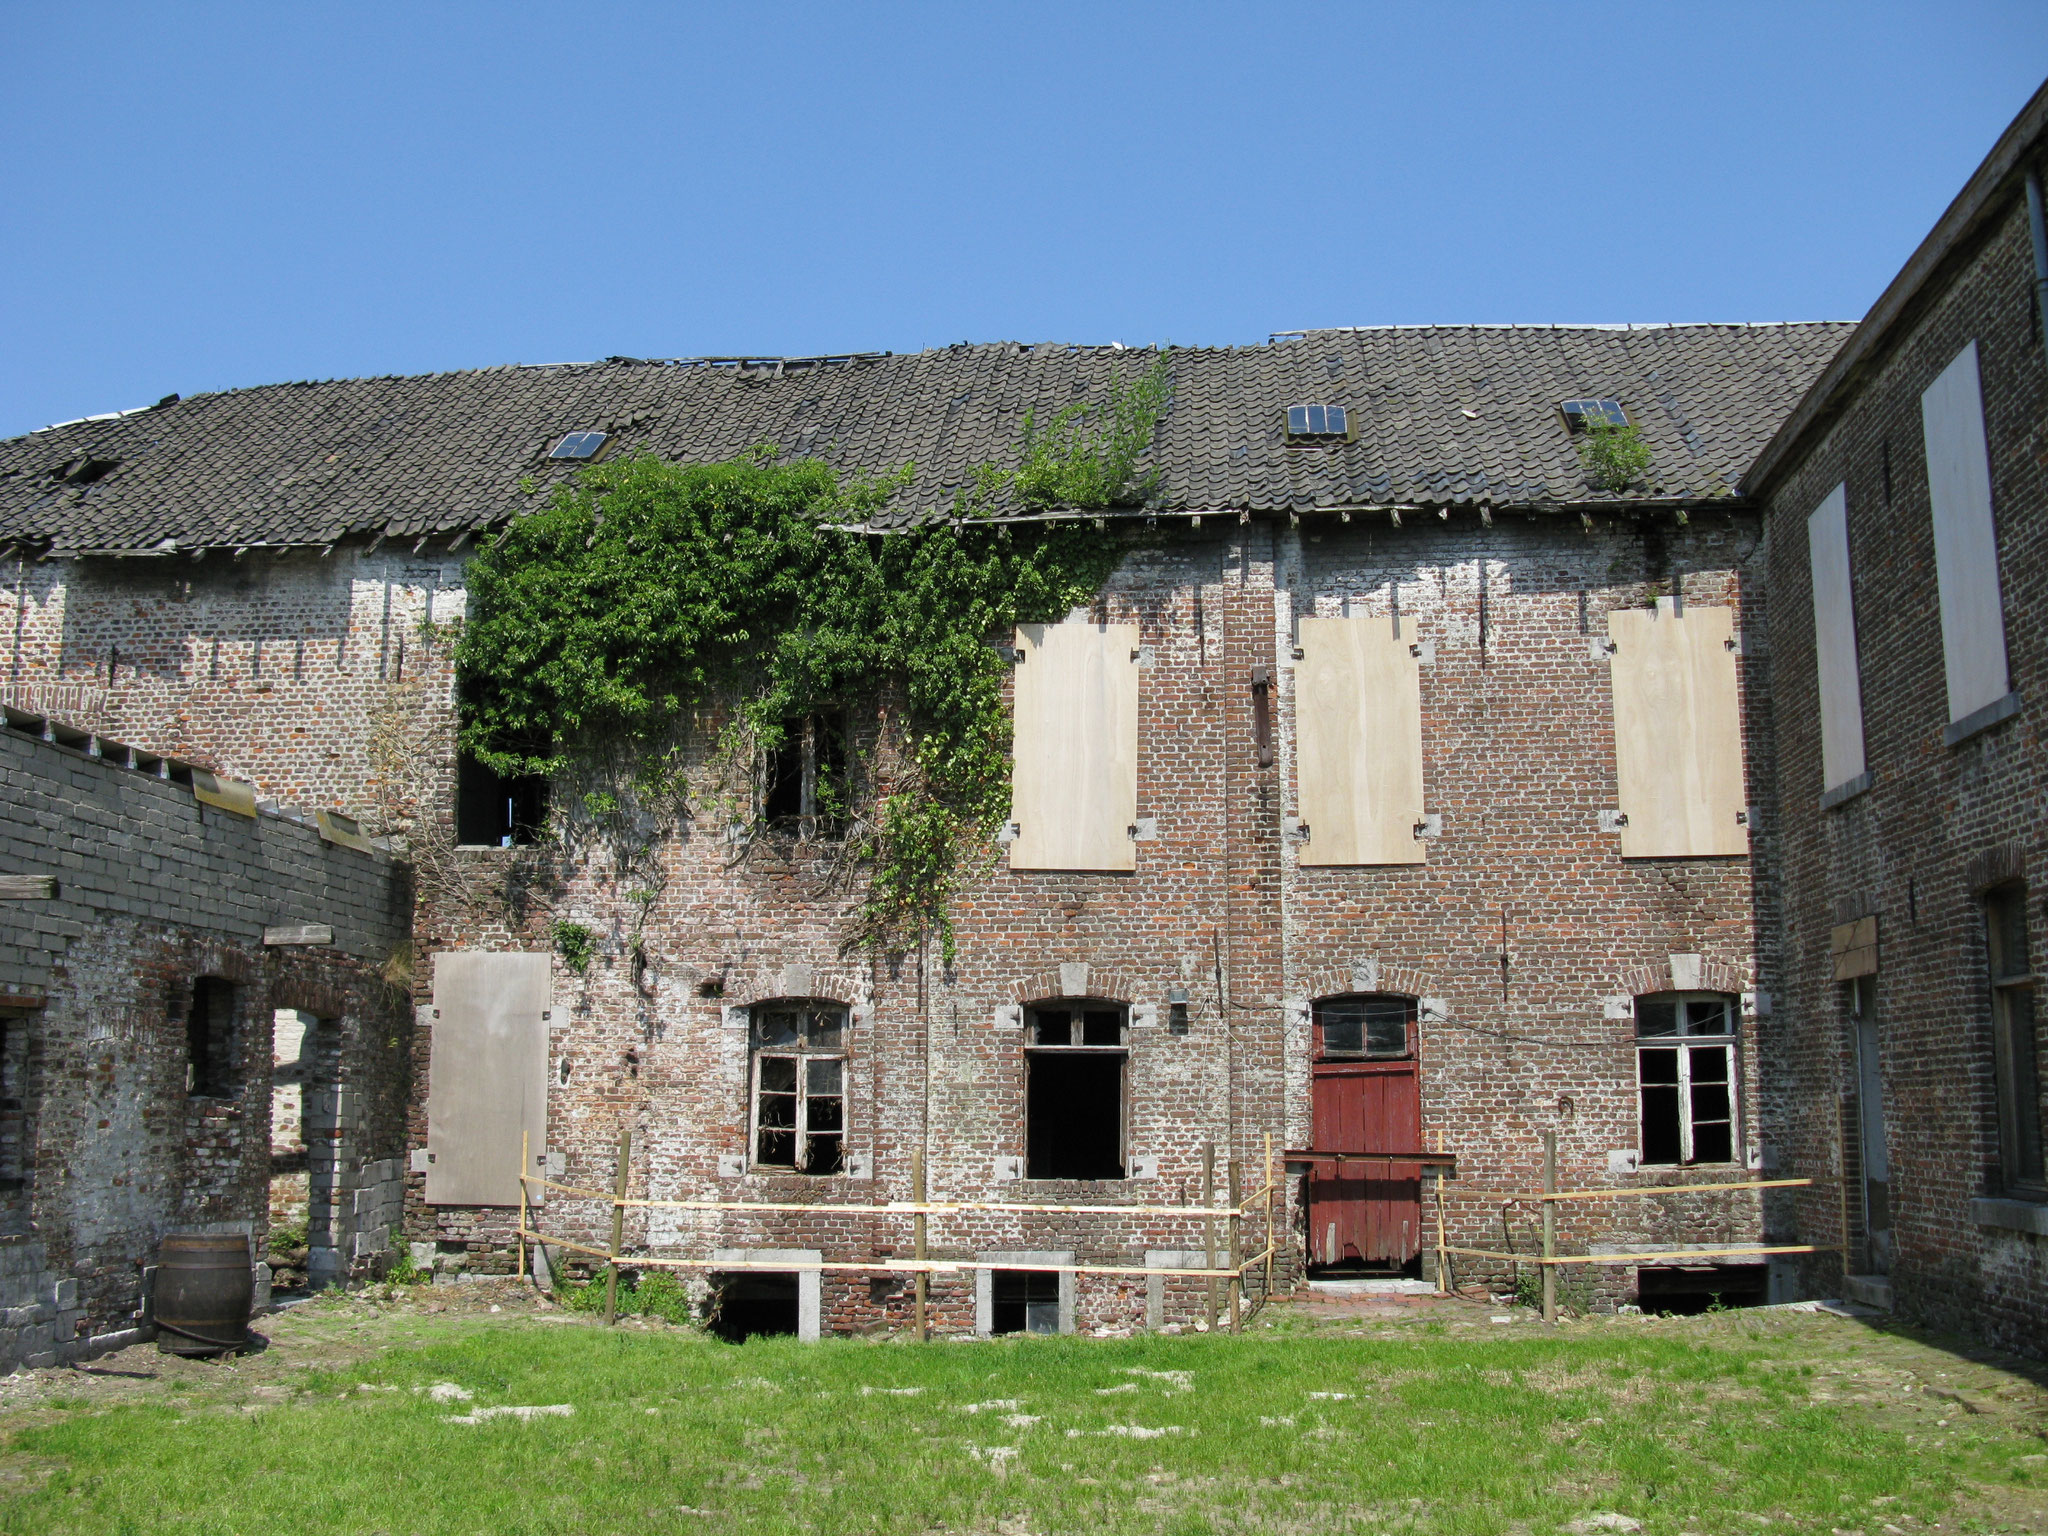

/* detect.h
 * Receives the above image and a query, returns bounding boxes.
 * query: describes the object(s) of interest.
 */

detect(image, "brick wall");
[1759,192,2048,1355]
[0,721,413,1366]
[7,503,1783,1333]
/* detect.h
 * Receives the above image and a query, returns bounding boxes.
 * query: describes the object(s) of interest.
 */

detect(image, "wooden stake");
[1227,1158,1242,1334]
[605,1125,631,1327]
[912,1149,928,1342]
[1264,1132,1275,1307]
[1541,1130,1557,1325]
[519,1128,529,1287]
[1203,1143,1218,1331]
[1433,1126,1450,1296]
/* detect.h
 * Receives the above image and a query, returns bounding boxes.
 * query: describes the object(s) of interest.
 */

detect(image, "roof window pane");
[1284,403,1350,441]
[1561,400,1628,433]
[550,431,609,460]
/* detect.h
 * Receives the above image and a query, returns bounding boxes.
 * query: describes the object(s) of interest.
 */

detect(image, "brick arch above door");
[1006,961,1142,1005]
[1295,957,1433,1005]
[1616,954,1746,998]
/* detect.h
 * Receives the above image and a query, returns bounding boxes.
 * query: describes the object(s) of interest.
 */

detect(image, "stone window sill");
[1820,770,1873,811]
[1944,690,2021,747]
[1970,1196,2048,1236]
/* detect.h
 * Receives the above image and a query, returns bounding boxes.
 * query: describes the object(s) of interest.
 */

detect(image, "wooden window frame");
[1022,1002,1130,1181]
[1635,992,1741,1168]
[1311,994,1418,1063]
[749,1000,849,1176]
[1984,884,2044,1198]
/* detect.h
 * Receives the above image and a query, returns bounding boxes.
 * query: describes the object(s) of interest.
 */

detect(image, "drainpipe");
[2025,169,2048,374]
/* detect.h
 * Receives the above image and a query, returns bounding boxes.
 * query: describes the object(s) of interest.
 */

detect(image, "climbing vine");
[455,358,1168,956]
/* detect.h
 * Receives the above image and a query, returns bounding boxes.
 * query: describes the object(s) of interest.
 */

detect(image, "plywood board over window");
[1805,483,1867,794]
[1295,615,1424,866]
[1921,340,2012,725]
[1608,600,1748,859]
[1010,622,1138,872]
[425,951,551,1206]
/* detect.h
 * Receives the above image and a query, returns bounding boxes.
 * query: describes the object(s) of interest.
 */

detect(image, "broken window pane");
[1081,1010,1124,1046]
[992,1269,1060,1335]
[1684,997,1734,1036]
[1313,995,1416,1059]
[186,977,238,1099]
[1985,885,2043,1191]
[1636,994,1740,1165]
[749,1002,851,1176]
[1028,1010,1072,1046]
[1640,1048,1682,1165]
[1635,999,1679,1037]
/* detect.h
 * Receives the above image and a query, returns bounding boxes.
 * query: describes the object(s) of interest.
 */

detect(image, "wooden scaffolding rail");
[518,1131,1282,1337]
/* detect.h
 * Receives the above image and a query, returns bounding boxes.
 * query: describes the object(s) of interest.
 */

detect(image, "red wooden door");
[1308,1051,1422,1270]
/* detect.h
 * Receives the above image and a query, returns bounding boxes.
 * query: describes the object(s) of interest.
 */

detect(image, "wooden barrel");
[154,1234,253,1356]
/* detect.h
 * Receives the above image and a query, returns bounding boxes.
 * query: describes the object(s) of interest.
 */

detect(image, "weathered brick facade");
[0,718,412,1366]
[1747,86,2048,1356]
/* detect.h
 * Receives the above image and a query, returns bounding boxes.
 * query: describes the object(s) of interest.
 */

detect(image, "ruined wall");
[1760,194,2048,1355]
[0,721,413,1367]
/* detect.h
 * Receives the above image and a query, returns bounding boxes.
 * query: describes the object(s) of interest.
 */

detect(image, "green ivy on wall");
[454,357,1169,957]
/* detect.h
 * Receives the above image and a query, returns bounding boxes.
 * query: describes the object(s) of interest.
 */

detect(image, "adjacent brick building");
[0,712,411,1367]
[2,325,1856,1335]
[1745,81,2048,1355]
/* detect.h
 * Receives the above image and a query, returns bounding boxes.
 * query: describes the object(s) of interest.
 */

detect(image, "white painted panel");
[1295,615,1425,866]
[1009,622,1139,871]
[425,951,551,1206]
[1920,340,2011,722]
[1805,483,1866,791]
[1608,601,1749,858]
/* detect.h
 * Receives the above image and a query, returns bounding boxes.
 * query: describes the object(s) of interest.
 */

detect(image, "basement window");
[186,977,239,1099]
[1284,404,1353,442]
[709,1272,799,1341]
[1636,992,1738,1166]
[1561,399,1629,433]
[750,1002,848,1175]
[455,753,548,847]
[991,1269,1060,1335]
[549,431,609,461]
[1025,1003,1127,1180]
[761,714,846,832]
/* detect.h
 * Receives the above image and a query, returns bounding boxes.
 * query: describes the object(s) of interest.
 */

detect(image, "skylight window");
[1561,400,1629,432]
[1285,404,1352,441]
[550,431,609,461]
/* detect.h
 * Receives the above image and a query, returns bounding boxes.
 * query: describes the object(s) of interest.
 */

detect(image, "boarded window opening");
[1009,623,1139,871]
[1606,602,1748,858]
[751,1002,848,1175]
[186,977,238,1099]
[1025,1004,1126,1180]
[1636,1263,1766,1315]
[455,753,548,847]
[709,1272,800,1341]
[1636,992,1738,1166]
[1985,883,2044,1196]
[1294,616,1425,866]
[991,1269,1060,1335]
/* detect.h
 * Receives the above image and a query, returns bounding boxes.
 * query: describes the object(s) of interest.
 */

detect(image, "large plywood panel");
[425,951,551,1206]
[1608,602,1749,859]
[1295,616,1424,866]
[1805,483,1867,792]
[1010,622,1138,871]
[1921,340,2011,722]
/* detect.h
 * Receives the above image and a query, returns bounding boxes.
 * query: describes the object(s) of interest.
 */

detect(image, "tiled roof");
[0,325,1853,554]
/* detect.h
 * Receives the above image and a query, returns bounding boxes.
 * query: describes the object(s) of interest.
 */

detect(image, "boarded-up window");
[1805,483,1866,793]
[1295,616,1424,866]
[1607,601,1748,859]
[1920,340,2012,726]
[425,951,550,1206]
[1009,622,1138,872]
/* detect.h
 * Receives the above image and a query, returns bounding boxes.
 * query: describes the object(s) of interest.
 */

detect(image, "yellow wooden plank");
[1830,916,1878,954]
[191,769,258,818]
[1010,622,1138,871]
[1296,616,1424,866]
[1607,601,1748,858]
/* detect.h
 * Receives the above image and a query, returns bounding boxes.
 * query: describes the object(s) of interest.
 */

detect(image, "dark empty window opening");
[1636,1263,1767,1316]
[1636,992,1738,1166]
[1284,404,1353,442]
[1313,995,1416,1060]
[455,753,548,847]
[992,1269,1060,1335]
[1025,1004,1127,1180]
[1561,399,1629,433]
[1985,883,2044,1196]
[751,1002,848,1175]
[0,1008,31,1191]
[761,714,846,832]
[186,977,239,1099]
[709,1272,799,1341]
[549,431,609,461]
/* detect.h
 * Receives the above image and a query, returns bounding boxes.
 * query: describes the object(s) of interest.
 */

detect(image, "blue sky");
[3,3,2045,440]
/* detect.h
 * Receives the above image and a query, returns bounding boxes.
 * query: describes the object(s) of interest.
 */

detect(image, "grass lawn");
[0,1288,2041,1535]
